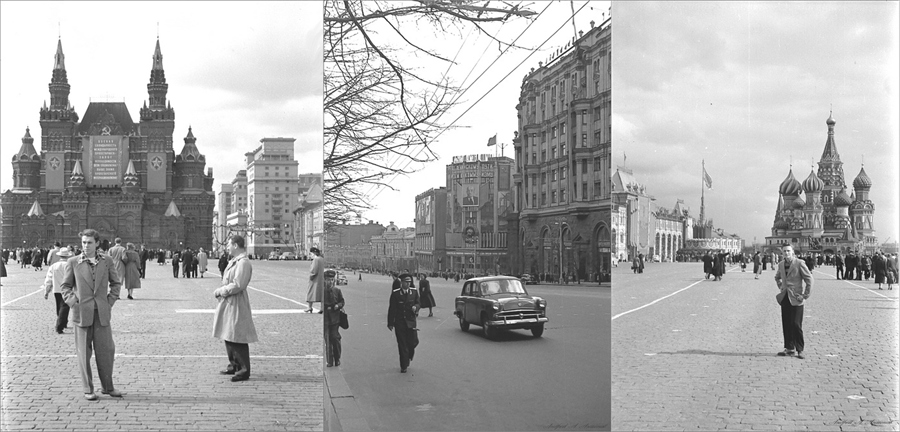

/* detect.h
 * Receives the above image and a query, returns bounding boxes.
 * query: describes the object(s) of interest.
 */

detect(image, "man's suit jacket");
[61,253,122,327]
[774,258,813,306]
[388,288,419,329]
[107,244,126,280]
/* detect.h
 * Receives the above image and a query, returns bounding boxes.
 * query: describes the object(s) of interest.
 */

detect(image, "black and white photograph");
[1,2,325,431]
[611,2,899,431]
[323,1,610,430]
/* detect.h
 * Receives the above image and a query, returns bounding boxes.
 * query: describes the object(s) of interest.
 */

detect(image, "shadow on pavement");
[655,349,774,357]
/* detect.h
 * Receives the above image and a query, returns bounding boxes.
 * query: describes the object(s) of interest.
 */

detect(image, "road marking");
[248,285,319,312]
[175,309,306,314]
[612,279,706,320]
[1,289,44,307]
[2,354,322,359]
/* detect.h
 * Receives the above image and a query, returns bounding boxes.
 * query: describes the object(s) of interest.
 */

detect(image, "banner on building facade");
[84,135,128,187]
[147,152,167,192]
[45,152,66,191]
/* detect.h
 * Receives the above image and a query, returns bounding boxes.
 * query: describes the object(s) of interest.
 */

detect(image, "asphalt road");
[1,258,323,431]
[611,261,900,431]
[329,272,610,431]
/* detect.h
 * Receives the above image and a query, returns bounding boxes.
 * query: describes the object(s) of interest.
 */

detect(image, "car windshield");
[480,279,527,296]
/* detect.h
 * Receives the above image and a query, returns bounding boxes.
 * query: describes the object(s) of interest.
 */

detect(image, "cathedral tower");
[850,166,875,238]
[12,127,41,191]
[816,112,846,207]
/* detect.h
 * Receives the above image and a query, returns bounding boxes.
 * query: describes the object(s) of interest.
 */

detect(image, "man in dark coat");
[139,245,150,279]
[323,270,345,367]
[172,250,181,278]
[181,248,194,279]
[835,253,844,280]
[702,253,713,279]
[845,252,857,280]
[387,273,420,373]
[418,274,436,317]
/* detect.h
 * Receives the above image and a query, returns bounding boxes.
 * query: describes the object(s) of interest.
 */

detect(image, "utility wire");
[367,1,589,204]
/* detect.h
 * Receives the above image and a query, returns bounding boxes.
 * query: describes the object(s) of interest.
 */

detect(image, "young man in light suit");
[774,244,813,360]
[61,229,123,400]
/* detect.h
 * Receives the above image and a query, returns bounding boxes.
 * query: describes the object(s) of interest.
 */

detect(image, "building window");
[561,167,567,180]
[551,146,557,159]
[594,181,602,198]
[582,134,587,147]
[551,191,557,203]
[582,159,588,174]
[552,126,557,138]
[532,193,537,208]
[551,170,557,182]
[541,192,547,205]
[595,157,602,171]
[573,182,577,198]
[582,110,587,125]
[561,188,567,203]
[562,142,568,156]
[541,173,547,185]
[583,182,588,199]
[541,131,546,143]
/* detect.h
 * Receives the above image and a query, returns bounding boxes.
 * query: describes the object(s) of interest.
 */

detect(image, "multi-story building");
[511,18,612,283]
[297,173,322,196]
[611,165,655,261]
[325,221,386,268]
[370,222,416,273]
[215,183,233,251]
[223,170,249,254]
[2,39,214,250]
[414,187,449,273]
[244,138,299,256]
[293,182,323,257]
[444,155,514,275]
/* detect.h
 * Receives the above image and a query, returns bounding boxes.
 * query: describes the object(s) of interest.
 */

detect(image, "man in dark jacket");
[323,270,344,367]
[181,248,193,279]
[387,273,420,373]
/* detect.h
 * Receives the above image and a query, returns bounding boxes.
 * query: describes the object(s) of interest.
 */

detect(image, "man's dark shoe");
[101,389,124,397]
[400,368,407,373]
[777,349,796,357]
[231,375,249,382]
[335,360,340,366]
[326,362,333,367]
[219,369,236,375]
[796,352,805,359]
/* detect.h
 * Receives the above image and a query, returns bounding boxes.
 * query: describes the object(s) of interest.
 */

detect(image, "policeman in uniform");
[387,273,420,373]
[323,269,345,367]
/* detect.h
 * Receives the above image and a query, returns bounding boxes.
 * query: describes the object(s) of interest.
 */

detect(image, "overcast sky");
[614,2,899,246]
[0,1,323,214]
[355,1,611,228]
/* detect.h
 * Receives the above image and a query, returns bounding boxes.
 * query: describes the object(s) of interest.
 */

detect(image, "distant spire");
[53,38,65,70]
[152,39,164,71]
[27,200,46,217]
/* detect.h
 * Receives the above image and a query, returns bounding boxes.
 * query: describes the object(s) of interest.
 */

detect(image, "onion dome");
[802,169,824,193]
[792,194,806,209]
[778,169,802,196]
[834,188,852,207]
[852,166,872,189]
[826,111,835,126]
[774,218,790,230]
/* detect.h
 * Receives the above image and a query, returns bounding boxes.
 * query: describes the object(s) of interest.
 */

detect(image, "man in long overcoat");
[107,238,126,283]
[306,247,324,313]
[387,273,420,373]
[774,244,813,359]
[60,229,123,400]
[323,269,344,367]
[212,235,258,382]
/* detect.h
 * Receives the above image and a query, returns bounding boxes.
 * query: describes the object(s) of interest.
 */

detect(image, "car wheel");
[531,323,544,338]
[458,315,469,332]
[481,314,495,339]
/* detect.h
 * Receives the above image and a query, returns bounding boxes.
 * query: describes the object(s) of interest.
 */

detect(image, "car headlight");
[536,298,546,308]
[492,302,500,311]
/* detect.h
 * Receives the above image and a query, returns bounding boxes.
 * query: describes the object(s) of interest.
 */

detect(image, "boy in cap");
[323,269,345,367]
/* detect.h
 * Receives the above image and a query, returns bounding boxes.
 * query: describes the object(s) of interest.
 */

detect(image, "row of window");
[525,181,604,207]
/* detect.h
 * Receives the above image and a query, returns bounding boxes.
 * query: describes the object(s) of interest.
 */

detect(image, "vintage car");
[454,276,548,338]
[336,272,348,285]
[519,274,537,285]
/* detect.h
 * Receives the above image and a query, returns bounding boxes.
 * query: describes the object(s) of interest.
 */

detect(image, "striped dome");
[778,169,802,196]
[834,188,852,207]
[852,166,872,189]
[802,169,824,193]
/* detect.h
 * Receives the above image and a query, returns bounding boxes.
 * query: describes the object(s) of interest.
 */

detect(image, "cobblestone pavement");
[612,262,899,431]
[1,260,323,431]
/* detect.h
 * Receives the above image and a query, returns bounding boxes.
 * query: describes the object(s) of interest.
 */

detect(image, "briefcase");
[339,310,349,330]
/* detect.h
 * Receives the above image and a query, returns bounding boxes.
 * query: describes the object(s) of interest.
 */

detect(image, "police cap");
[324,269,336,278]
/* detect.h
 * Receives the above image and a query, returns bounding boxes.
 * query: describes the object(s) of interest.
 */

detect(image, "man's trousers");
[325,324,342,365]
[224,341,250,379]
[779,295,804,353]
[53,293,70,333]
[393,321,419,369]
[74,309,115,394]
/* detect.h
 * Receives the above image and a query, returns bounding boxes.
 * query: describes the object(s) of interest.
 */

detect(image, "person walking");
[218,251,229,275]
[60,229,124,400]
[835,253,844,280]
[872,251,886,290]
[139,244,150,279]
[31,248,43,272]
[753,251,763,279]
[197,248,208,278]
[107,238,126,283]
[42,247,74,334]
[418,274,436,317]
[886,253,897,290]
[702,252,713,279]
[388,273,420,373]
[306,247,324,313]
[323,269,344,367]
[122,243,142,300]
[212,235,258,382]
[172,250,181,278]
[774,244,813,360]
[181,248,194,279]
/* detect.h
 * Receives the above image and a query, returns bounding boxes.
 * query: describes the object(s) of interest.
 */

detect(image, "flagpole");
[700,159,705,225]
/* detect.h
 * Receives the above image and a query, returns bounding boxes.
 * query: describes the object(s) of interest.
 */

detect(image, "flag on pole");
[486,134,497,147]
[703,166,713,189]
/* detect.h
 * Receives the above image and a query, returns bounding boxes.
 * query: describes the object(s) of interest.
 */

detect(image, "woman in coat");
[306,247,324,313]
[31,248,43,271]
[122,243,142,300]
[212,235,258,382]
[885,253,897,290]
[752,251,762,279]
[418,274,436,317]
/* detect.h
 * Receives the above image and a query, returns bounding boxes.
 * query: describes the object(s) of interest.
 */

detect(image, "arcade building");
[1,39,215,250]
[765,112,877,255]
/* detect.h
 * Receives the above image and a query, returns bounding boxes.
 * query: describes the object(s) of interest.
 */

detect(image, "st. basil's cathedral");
[1,39,215,250]
[765,112,877,254]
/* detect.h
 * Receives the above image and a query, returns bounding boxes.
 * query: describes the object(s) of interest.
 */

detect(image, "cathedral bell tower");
[12,127,41,191]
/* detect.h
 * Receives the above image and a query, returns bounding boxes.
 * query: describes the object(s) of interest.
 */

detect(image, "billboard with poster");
[84,135,128,187]
[416,195,434,226]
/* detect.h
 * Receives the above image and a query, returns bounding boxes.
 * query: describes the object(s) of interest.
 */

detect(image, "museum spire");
[820,110,840,162]
[147,39,169,110]
[49,39,71,110]
[53,38,65,71]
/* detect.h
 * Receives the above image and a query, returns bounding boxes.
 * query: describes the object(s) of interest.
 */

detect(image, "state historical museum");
[1,39,215,250]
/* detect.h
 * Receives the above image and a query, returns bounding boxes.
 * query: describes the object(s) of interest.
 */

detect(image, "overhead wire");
[366,1,589,204]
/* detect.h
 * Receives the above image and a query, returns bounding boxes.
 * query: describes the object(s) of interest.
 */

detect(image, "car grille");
[502,299,535,310]
[495,310,543,321]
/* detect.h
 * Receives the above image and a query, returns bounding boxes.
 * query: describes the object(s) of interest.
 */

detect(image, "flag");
[486,134,497,147]
[703,166,713,189]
